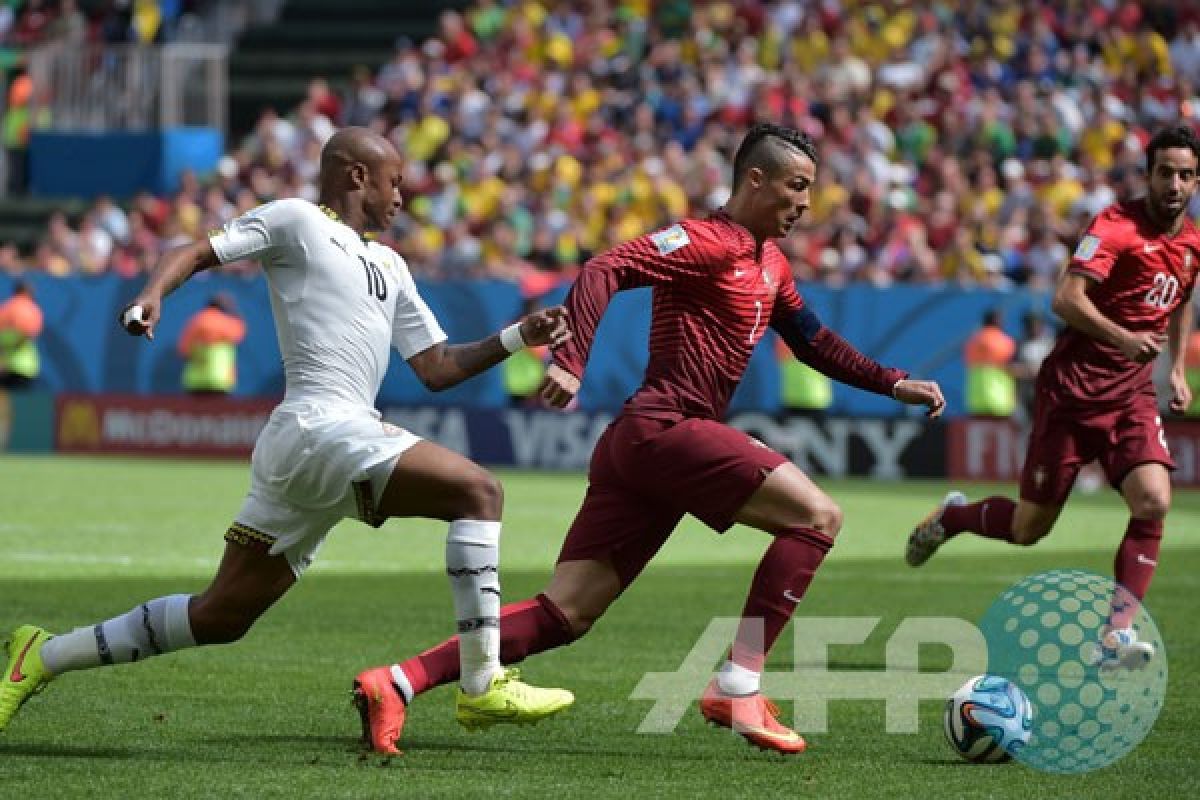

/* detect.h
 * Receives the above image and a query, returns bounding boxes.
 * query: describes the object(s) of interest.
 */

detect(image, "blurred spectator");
[178,293,246,395]
[10,0,1200,288]
[0,280,42,389]
[1010,311,1057,425]
[1185,310,1200,417]
[46,0,86,44]
[3,72,36,194]
[777,337,832,412]
[963,308,1016,418]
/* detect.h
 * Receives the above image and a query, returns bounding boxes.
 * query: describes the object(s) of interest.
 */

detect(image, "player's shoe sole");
[352,667,407,755]
[1,625,55,732]
[699,680,806,755]
[455,667,573,732]
[905,490,966,567]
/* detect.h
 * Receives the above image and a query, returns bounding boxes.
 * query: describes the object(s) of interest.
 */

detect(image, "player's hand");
[519,306,572,348]
[539,363,580,408]
[893,379,946,418]
[1118,330,1167,363]
[118,294,162,340]
[1169,367,1193,414]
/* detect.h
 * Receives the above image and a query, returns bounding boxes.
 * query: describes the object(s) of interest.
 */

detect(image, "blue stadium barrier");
[29,128,224,199]
[0,272,1051,415]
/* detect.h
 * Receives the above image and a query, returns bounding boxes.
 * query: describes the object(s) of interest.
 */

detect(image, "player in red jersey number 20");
[906,124,1200,670]
[354,123,946,755]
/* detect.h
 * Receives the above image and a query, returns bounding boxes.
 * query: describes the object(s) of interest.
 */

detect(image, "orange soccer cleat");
[699,679,807,755]
[353,667,407,755]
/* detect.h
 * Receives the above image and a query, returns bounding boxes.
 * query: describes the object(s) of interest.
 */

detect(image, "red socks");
[731,526,834,673]
[399,593,575,697]
[1110,517,1163,628]
[940,496,1016,540]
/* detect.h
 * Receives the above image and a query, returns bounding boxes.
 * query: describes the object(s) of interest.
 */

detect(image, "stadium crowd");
[2,0,1199,291]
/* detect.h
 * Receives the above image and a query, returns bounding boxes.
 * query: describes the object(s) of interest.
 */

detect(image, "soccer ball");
[943,674,1033,763]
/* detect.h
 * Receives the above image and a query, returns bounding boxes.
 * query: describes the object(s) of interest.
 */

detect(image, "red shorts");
[1020,390,1173,506]
[557,414,788,586]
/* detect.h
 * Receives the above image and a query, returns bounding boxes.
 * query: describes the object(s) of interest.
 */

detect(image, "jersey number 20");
[1144,272,1179,310]
[359,256,388,301]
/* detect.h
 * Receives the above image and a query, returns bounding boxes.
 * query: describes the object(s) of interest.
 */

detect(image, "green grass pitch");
[1,454,1197,799]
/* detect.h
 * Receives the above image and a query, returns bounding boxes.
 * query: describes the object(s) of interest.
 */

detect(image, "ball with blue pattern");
[978,569,1168,773]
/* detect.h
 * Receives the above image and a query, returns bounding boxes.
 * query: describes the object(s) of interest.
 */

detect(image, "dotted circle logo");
[978,569,1168,773]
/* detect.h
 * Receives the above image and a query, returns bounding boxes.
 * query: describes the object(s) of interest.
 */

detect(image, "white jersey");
[209,198,445,410]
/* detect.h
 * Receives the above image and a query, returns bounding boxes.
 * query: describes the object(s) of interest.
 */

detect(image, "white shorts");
[227,402,421,575]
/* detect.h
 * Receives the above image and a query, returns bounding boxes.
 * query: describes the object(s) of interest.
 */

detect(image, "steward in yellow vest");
[178,294,246,395]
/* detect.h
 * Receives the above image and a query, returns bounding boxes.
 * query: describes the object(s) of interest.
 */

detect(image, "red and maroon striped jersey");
[553,211,804,420]
[1041,199,1200,405]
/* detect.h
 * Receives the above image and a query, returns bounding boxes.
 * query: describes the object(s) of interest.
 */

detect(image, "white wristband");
[499,323,527,354]
[122,305,145,327]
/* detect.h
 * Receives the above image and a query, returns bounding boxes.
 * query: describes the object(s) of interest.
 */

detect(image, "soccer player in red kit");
[354,123,946,755]
[906,124,1200,668]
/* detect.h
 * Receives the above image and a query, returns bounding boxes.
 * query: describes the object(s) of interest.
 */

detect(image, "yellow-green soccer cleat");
[1,625,55,731]
[455,668,574,732]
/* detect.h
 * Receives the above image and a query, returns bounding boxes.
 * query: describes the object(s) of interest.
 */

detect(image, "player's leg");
[383,485,678,691]
[354,440,572,751]
[1092,404,1174,667]
[905,397,1084,565]
[1,538,296,732]
[686,461,825,754]
[1081,462,1170,669]
[373,439,507,697]
[1113,462,1170,618]
[612,418,809,752]
[356,420,682,751]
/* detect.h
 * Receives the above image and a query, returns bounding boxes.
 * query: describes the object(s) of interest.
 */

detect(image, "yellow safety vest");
[183,341,237,393]
[781,361,832,411]
[503,348,545,399]
[0,329,38,379]
[965,364,1016,417]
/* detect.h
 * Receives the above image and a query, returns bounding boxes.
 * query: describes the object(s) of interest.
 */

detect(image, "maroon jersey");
[553,213,801,420]
[1040,200,1200,406]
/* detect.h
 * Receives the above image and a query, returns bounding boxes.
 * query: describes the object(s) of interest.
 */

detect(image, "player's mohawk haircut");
[732,123,818,190]
[1146,123,1200,171]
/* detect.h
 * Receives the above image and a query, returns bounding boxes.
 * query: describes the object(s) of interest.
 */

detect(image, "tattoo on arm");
[447,335,510,378]
[414,335,510,391]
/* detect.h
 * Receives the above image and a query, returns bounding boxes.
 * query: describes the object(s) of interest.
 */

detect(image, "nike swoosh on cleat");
[741,725,802,743]
[478,701,521,719]
[9,635,38,683]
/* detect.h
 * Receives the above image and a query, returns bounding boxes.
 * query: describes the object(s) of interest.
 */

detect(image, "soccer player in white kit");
[1,128,574,754]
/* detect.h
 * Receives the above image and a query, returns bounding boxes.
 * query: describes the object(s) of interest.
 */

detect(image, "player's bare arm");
[407,306,571,391]
[119,239,222,340]
[1167,299,1194,413]
[1052,271,1165,363]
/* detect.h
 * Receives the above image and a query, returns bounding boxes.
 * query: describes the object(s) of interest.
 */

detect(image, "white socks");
[40,594,197,675]
[445,519,502,696]
[716,659,761,696]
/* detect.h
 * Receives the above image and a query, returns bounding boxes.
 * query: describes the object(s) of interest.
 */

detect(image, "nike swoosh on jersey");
[1144,243,1160,253]
[783,589,803,603]
[8,635,38,683]
[1137,554,1158,566]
